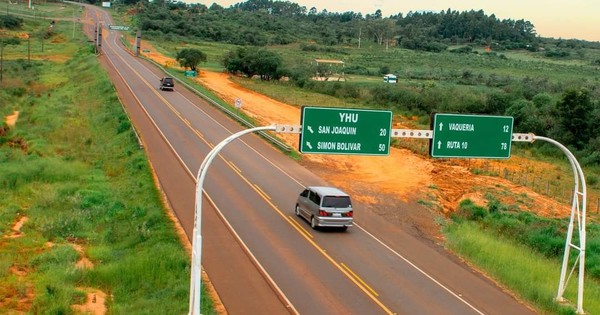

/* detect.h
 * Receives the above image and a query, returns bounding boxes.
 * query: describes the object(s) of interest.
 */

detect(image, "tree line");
[128,0,544,50]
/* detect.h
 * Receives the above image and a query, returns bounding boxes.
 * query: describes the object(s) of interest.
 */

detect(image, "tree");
[222,47,283,80]
[556,89,593,150]
[175,48,207,72]
[368,18,394,45]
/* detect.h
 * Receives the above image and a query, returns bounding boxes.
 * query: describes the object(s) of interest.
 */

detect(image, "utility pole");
[1,41,4,86]
[72,7,76,39]
[358,27,362,49]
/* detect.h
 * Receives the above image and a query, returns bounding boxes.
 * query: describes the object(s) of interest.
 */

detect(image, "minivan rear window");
[322,196,351,208]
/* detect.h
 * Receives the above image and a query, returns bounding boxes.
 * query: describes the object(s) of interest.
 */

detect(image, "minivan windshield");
[322,196,351,208]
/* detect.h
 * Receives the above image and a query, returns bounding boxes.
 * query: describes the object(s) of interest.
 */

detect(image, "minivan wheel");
[310,216,317,229]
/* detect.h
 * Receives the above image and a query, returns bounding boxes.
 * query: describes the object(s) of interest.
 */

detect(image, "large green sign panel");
[431,113,514,158]
[300,107,392,155]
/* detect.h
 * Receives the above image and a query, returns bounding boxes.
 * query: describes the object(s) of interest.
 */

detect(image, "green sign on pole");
[184,70,197,77]
[430,113,514,158]
[108,25,130,31]
[300,107,392,155]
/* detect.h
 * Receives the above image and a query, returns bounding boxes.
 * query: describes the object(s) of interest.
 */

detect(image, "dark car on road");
[159,77,175,91]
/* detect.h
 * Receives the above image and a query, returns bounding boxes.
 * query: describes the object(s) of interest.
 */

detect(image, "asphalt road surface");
[83,5,538,315]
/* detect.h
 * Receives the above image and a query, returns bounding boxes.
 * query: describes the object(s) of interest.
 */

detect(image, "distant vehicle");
[295,186,353,230]
[383,73,397,83]
[159,76,174,91]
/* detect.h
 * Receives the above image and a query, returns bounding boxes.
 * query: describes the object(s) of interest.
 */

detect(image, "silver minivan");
[295,186,353,230]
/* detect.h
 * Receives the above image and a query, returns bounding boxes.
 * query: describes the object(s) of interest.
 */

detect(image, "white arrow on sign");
[307,126,314,134]
[306,142,313,149]
[438,122,444,131]
[437,141,441,149]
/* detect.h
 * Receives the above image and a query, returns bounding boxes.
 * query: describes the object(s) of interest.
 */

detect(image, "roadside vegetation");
[0,5,215,314]
[115,0,600,313]
[446,199,600,315]
[4,0,600,313]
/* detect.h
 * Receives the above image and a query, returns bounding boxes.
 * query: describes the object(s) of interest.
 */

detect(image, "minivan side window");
[309,192,321,205]
[300,189,309,198]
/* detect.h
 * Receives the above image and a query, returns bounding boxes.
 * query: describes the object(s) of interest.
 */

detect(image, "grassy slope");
[0,9,216,314]
[446,223,600,315]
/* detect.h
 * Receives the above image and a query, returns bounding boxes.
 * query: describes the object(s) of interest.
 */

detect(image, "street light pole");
[189,125,276,315]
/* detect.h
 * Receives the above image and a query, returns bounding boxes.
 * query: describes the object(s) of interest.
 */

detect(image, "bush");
[344,65,372,76]
[587,174,598,186]
[544,49,570,58]
[452,199,487,221]
[300,43,318,51]
[0,15,23,29]
[449,46,473,54]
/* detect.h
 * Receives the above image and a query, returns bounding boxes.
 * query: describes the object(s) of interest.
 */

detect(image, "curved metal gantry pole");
[533,136,586,314]
[188,125,276,315]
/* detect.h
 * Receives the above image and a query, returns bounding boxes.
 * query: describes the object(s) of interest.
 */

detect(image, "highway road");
[84,5,537,315]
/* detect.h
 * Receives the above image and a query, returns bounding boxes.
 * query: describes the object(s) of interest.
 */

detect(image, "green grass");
[0,6,83,65]
[1,0,82,19]
[445,222,600,315]
[0,10,216,314]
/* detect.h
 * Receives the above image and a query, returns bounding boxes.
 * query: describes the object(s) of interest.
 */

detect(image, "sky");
[190,0,600,42]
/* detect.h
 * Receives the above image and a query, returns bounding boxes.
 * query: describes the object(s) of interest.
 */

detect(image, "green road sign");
[108,25,130,31]
[300,107,392,155]
[431,113,514,158]
[184,70,197,77]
